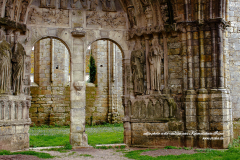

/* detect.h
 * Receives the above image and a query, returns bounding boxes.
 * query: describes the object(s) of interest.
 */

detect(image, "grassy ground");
[124,147,240,160]
[0,150,54,159]
[29,123,124,147]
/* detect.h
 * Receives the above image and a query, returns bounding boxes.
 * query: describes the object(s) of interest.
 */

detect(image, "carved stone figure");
[0,40,12,94]
[0,0,3,15]
[90,0,98,11]
[56,9,69,24]
[149,35,163,91]
[101,0,108,11]
[14,5,18,21]
[131,38,145,95]
[127,7,137,28]
[12,43,26,95]
[5,0,13,19]
[108,0,116,12]
[60,0,67,9]
[40,0,47,7]
[20,0,29,22]
[145,6,153,27]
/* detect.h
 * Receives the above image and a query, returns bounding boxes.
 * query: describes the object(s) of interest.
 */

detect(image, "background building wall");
[30,38,71,126]
[227,0,240,138]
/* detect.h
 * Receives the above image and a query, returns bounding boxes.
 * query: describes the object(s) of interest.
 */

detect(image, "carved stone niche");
[71,27,86,37]
[73,81,85,91]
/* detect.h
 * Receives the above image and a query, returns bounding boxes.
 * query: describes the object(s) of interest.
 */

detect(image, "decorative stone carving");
[72,0,88,9]
[0,0,3,16]
[71,27,86,37]
[89,0,98,11]
[145,6,153,27]
[12,43,26,95]
[28,8,69,26]
[56,9,69,25]
[131,38,145,95]
[86,11,126,28]
[20,0,30,22]
[154,100,163,119]
[43,8,56,24]
[5,0,13,19]
[40,0,55,8]
[147,100,154,119]
[100,0,116,12]
[14,5,18,21]
[0,40,12,94]
[40,0,47,7]
[149,34,163,91]
[127,7,137,28]
[60,0,67,9]
[74,81,85,91]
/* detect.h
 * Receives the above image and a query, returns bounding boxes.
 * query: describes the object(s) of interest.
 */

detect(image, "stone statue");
[101,0,108,11]
[0,40,12,94]
[90,0,98,11]
[12,43,26,95]
[131,38,145,95]
[127,7,137,28]
[40,0,47,7]
[148,35,163,91]
[20,0,29,22]
[108,0,116,11]
[14,5,18,21]
[5,0,13,19]
[60,0,67,9]
[145,6,153,27]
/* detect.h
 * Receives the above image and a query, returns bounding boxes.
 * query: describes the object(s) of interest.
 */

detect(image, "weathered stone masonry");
[0,0,240,150]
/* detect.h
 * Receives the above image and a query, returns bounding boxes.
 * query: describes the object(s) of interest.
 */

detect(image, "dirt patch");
[140,149,197,157]
[0,155,43,160]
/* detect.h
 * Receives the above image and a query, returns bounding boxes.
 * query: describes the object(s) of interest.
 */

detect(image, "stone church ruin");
[0,0,240,150]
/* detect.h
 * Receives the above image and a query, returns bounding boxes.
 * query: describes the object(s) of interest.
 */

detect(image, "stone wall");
[227,0,240,138]
[30,38,70,126]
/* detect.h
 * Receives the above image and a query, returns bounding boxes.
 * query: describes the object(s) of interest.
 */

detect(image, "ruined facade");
[0,0,239,150]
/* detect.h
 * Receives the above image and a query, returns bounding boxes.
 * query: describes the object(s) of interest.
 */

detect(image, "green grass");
[124,147,240,160]
[0,150,54,159]
[29,123,124,147]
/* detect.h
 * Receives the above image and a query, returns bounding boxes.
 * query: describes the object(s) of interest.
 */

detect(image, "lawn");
[29,124,124,147]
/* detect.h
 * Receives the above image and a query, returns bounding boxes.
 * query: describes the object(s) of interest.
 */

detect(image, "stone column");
[144,35,150,94]
[184,24,197,147]
[70,35,88,147]
[197,27,209,148]
[163,33,169,92]
[122,58,131,145]
[209,20,232,149]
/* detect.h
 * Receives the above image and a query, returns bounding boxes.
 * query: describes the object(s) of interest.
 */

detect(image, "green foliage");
[64,142,72,150]
[0,150,54,159]
[80,154,94,158]
[89,51,97,83]
[164,146,179,149]
[228,136,240,148]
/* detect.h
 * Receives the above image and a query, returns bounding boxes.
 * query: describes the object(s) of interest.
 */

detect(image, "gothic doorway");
[84,39,125,145]
[29,37,71,126]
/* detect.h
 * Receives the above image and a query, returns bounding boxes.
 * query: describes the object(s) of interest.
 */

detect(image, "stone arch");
[86,37,127,59]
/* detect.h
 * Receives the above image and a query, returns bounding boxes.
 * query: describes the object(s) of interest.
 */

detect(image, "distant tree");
[89,50,96,83]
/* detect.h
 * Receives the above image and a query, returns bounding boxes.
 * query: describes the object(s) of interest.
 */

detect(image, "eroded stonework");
[0,0,239,150]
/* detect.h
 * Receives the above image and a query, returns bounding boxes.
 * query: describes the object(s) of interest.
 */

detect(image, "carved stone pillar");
[144,35,150,94]
[163,33,169,92]
[184,24,197,147]
[197,27,209,148]
[70,29,88,148]
[122,58,131,145]
[217,23,224,88]
[211,23,217,89]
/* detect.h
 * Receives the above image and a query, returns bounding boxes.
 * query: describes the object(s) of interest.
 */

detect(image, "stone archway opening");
[29,37,71,126]
[84,39,125,144]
